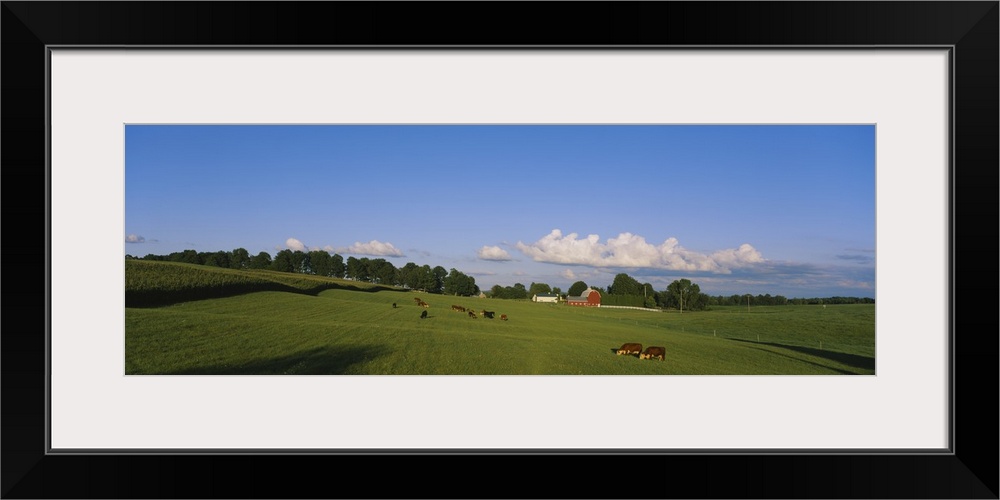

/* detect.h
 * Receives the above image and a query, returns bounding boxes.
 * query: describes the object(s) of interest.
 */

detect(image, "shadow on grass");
[730,338,875,374]
[127,281,398,308]
[162,344,389,375]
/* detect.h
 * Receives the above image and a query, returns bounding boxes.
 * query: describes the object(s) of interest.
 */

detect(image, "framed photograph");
[5,2,997,498]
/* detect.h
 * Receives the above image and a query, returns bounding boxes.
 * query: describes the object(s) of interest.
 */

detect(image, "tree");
[444,268,478,296]
[203,250,230,268]
[644,294,657,308]
[170,249,201,265]
[666,279,705,312]
[528,282,552,297]
[609,273,642,295]
[249,251,272,269]
[431,266,447,294]
[511,283,528,299]
[346,256,371,282]
[398,262,422,289]
[414,265,435,292]
[271,249,295,272]
[330,253,345,279]
[309,250,332,277]
[230,248,251,269]
[567,281,589,297]
[370,258,398,285]
[552,286,562,297]
[290,250,311,274]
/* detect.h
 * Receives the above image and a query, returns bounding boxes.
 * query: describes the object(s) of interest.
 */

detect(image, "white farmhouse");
[532,293,560,303]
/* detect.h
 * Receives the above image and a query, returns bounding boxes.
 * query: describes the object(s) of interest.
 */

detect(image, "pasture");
[125,261,876,375]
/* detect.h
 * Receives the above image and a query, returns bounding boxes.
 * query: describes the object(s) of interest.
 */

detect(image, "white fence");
[598,305,661,312]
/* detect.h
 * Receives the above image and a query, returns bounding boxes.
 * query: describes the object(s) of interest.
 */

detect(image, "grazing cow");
[481,310,495,319]
[392,303,397,308]
[452,305,466,312]
[468,310,478,319]
[500,314,508,321]
[616,343,643,356]
[418,301,430,308]
[420,310,428,319]
[639,346,666,361]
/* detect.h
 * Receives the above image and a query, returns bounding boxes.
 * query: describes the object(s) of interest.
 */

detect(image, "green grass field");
[125,261,876,375]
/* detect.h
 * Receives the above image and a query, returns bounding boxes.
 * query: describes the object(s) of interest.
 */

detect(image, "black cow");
[392,303,397,308]
[481,310,495,319]
[420,310,428,319]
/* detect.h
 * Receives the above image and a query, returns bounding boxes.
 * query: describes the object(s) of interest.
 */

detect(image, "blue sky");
[125,124,875,298]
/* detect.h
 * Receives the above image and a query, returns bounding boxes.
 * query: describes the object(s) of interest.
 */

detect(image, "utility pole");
[746,294,750,312]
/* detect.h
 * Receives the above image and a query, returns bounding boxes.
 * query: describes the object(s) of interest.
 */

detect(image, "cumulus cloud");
[125,234,145,244]
[285,237,307,252]
[337,240,405,257]
[515,229,766,273]
[561,269,576,279]
[477,245,512,261]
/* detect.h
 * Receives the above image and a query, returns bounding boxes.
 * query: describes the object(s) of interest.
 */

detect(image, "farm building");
[566,288,601,307]
[532,293,559,303]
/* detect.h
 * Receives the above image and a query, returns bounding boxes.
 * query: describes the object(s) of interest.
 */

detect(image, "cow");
[452,305,466,312]
[413,297,422,303]
[639,346,666,361]
[616,343,642,356]
[481,310,495,319]
[468,310,478,319]
[420,310,428,319]
[500,314,508,321]
[392,303,397,308]
[418,301,430,308]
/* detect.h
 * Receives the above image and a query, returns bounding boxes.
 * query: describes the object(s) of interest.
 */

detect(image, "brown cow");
[468,310,478,319]
[639,346,666,361]
[500,314,508,321]
[418,301,430,308]
[616,343,642,356]
[452,305,466,312]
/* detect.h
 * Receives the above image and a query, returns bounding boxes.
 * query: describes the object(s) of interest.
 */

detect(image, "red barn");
[566,288,601,307]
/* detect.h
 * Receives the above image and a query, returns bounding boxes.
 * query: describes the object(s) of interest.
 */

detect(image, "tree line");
[517,273,873,311]
[127,251,873,307]
[127,248,481,297]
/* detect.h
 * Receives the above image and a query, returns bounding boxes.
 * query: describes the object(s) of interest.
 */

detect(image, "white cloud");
[515,229,766,273]
[285,237,307,252]
[561,269,576,279]
[477,245,512,261]
[337,240,405,257]
[125,234,145,244]
[710,244,765,268]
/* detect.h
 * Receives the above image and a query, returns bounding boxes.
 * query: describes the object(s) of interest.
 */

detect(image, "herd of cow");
[406,297,509,321]
[399,300,664,361]
[617,343,665,361]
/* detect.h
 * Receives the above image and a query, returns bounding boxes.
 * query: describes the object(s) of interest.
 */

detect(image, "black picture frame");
[3,2,997,498]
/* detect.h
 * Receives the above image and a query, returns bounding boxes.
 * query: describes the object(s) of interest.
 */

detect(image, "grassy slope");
[125,262,876,375]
